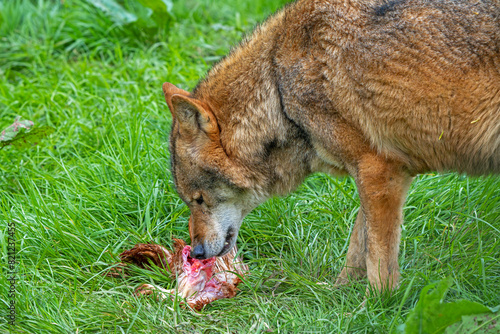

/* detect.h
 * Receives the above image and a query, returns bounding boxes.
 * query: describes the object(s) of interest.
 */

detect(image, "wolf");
[163,0,500,290]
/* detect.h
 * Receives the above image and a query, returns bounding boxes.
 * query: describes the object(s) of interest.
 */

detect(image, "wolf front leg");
[335,209,368,285]
[342,155,413,291]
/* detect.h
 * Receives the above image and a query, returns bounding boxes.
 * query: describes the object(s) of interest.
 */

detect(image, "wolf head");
[163,83,264,259]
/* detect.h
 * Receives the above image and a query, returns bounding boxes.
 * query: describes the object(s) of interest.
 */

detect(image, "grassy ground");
[1,0,499,332]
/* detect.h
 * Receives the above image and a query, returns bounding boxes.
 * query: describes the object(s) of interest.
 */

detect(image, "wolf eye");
[195,195,204,205]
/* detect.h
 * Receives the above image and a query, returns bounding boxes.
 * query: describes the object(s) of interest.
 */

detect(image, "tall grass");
[1,0,499,332]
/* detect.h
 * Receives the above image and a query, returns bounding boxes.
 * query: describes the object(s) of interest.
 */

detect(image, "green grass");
[1,0,499,332]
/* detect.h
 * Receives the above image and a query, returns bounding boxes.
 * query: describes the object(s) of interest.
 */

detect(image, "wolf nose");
[191,244,205,259]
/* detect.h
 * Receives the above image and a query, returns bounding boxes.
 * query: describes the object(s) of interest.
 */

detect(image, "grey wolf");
[163,0,500,290]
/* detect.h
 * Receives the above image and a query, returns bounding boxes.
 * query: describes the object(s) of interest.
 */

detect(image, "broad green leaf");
[123,0,156,29]
[1,126,55,150]
[444,313,500,333]
[403,277,491,334]
[161,0,173,13]
[138,0,172,14]
[87,0,138,25]
[137,0,172,26]
[0,117,34,142]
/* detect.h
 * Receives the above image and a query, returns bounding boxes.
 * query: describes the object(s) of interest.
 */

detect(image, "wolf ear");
[162,82,218,136]
[162,82,190,114]
[170,95,218,136]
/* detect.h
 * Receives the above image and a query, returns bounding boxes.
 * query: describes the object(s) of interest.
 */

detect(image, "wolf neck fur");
[192,7,318,196]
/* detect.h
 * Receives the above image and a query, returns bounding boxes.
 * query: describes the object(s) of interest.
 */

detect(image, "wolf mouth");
[218,228,234,257]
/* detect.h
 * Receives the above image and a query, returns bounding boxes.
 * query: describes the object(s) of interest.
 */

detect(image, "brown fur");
[163,0,500,290]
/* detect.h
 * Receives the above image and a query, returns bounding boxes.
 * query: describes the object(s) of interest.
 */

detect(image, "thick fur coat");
[163,0,500,290]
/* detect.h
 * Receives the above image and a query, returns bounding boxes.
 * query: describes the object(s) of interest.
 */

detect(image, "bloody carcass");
[116,239,248,310]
